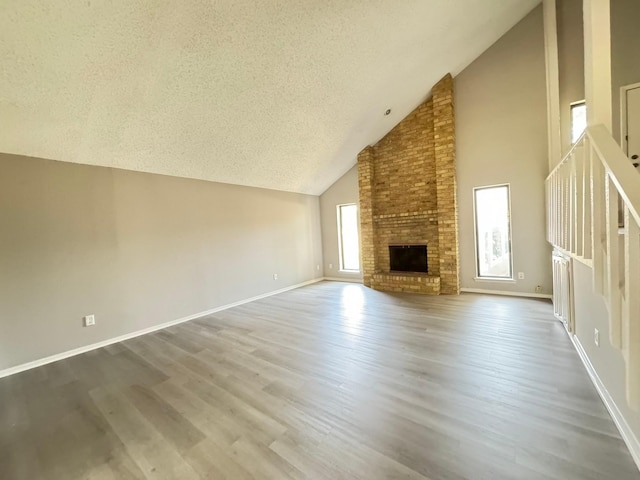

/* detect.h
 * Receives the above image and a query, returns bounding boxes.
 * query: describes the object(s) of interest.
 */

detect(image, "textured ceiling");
[0,1,540,195]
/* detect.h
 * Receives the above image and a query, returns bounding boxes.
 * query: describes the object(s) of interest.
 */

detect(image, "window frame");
[571,100,587,144]
[472,183,514,281]
[336,203,360,272]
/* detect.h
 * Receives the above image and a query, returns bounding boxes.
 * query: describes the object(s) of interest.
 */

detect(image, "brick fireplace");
[357,74,460,295]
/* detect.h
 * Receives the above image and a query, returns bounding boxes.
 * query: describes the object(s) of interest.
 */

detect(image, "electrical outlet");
[273,273,278,280]
[535,285,543,293]
[316,264,320,271]
[518,272,525,280]
[594,328,600,347]
[84,314,95,327]
[329,263,333,269]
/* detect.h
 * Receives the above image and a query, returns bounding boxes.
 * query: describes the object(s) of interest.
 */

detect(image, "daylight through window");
[337,204,360,271]
[474,185,512,279]
[571,101,587,144]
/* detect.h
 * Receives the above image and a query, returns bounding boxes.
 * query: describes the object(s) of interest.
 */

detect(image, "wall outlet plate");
[518,272,525,280]
[84,315,95,327]
[273,273,278,280]
[594,328,600,347]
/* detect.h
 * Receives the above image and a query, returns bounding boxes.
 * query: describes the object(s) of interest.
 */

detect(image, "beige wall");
[553,0,640,153]
[573,260,640,440]
[0,153,323,371]
[611,0,640,144]
[556,0,585,157]
[319,165,362,282]
[455,5,553,295]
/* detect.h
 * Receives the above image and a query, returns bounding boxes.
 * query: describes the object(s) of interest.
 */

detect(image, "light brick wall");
[357,74,460,295]
[357,146,376,287]
[432,74,460,295]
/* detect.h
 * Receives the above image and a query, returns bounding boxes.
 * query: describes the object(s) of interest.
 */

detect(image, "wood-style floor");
[1,281,638,479]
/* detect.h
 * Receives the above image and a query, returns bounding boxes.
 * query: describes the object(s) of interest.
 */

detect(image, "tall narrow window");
[571,101,587,143]
[474,185,513,279]
[337,204,360,271]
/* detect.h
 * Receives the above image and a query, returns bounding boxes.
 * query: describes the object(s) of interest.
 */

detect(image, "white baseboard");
[570,334,640,471]
[323,276,363,283]
[460,287,552,299]
[0,277,324,379]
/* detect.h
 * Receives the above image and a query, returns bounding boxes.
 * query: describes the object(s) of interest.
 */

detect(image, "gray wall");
[554,0,640,149]
[455,5,553,296]
[568,0,640,449]
[319,165,363,282]
[557,0,585,157]
[611,0,640,144]
[573,260,640,440]
[0,153,323,371]
[546,0,640,457]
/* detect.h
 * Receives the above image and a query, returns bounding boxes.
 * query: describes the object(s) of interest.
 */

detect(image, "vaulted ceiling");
[0,1,540,194]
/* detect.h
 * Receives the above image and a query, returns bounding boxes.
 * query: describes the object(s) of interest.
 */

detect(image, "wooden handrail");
[588,125,640,227]
[547,125,640,226]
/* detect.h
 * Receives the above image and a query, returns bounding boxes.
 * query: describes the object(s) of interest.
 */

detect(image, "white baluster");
[591,148,605,295]
[556,172,561,249]
[574,146,584,256]
[624,207,640,409]
[552,174,556,244]
[562,171,570,250]
[606,176,622,348]
[583,139,592,260]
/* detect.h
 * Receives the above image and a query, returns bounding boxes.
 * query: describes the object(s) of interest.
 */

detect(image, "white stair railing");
[546,124,640,408]
[552,250,572,332]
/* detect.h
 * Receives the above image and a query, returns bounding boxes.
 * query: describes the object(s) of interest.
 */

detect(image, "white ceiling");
[0,1,539,195]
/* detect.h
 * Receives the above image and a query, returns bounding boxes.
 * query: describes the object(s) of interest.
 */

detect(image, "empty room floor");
[1,281,638,479]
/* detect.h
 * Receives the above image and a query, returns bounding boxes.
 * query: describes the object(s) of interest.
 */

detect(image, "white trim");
[620,82,640,156]
[0,278,324,379]
[553,245,594,268]
[473,277,516,283]
[336,203,360,272]
[570,334,640,471]
[472,183,514,280]
[570,100,587,145]
[323,276,363,283]
[461,287,552,299]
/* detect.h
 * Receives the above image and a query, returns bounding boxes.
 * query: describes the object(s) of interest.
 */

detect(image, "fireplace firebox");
[389,245,428,273]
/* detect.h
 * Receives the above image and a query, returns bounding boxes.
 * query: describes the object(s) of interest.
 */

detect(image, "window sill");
[339,270,361,274]
[473,277,516,283]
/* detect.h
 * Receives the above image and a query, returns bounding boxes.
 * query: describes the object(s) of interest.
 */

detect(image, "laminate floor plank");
[1,281,638,479]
